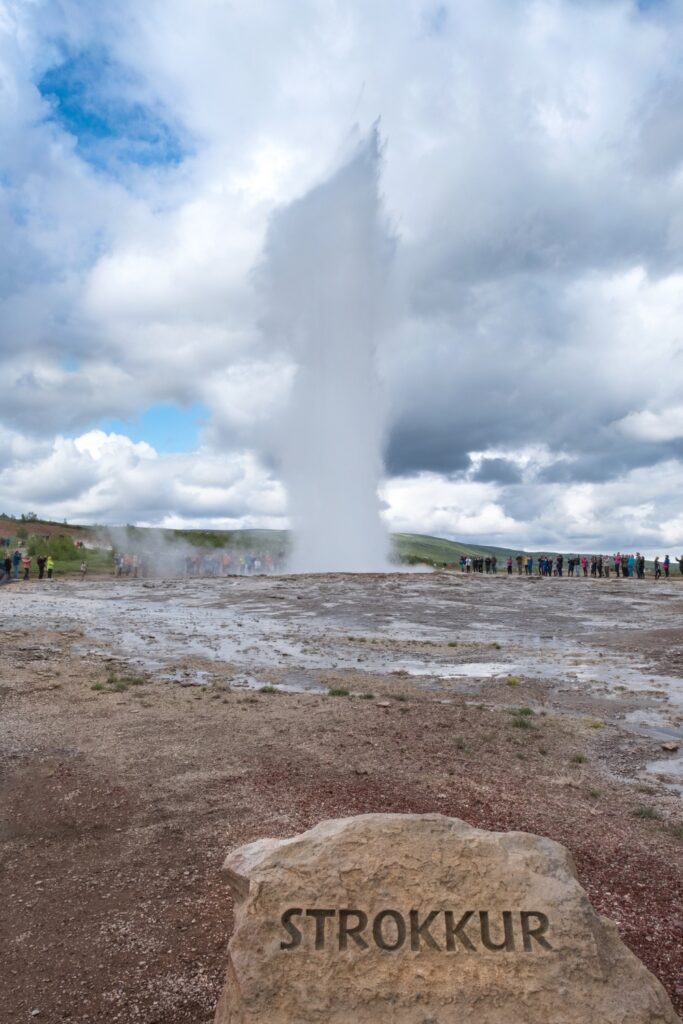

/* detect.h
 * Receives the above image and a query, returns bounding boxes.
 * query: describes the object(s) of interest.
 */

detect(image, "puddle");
[646,753,683,797]
[390,661,513,679]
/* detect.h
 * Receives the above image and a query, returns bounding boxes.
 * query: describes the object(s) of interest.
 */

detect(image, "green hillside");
[0,513,584,573]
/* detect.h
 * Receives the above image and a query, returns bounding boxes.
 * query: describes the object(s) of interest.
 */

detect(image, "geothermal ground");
[2,572,682,1022]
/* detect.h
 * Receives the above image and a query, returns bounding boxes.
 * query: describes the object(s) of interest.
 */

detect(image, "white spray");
[260,129,393,572]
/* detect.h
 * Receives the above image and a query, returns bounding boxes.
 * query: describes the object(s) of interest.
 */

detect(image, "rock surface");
[215,814,680,1024]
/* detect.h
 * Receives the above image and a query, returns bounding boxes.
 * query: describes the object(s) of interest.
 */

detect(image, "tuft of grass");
[586,718,603,729]
[506,676,520,687]
[633,805,661,820]
[587,788,601,799]
[572,754,587,764]
[515,707,534,717]
[492,642,502,650]
[112,680,129,692]
[91,682,105,691]
[260,685,279,694]
[359,692,375,700]
[512,716,534,729]
[668,823,683,841]
[328,687,350,697]
[447,641,458,648]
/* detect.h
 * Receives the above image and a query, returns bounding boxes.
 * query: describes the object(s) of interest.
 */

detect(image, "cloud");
[0,428,286,526]
[0,0,682,551]
[618,406,683,442]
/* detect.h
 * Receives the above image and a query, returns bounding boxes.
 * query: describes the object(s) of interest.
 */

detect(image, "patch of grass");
[259,685,279,694]
[668,823,683,841]
[91,682,105,691]
[328,687,350,697]
[587,788,601,799]
[586,718,603,729]
[510,707,536,730]
[633,805,661,820]
[104,673,146,693]
[492,642,502,650]
[505,675,520,687]
[572,754,587,764]
[359,692,375,700]
[447,641,458,648]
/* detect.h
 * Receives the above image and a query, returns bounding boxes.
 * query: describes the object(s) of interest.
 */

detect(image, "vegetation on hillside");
[0,513,657,572]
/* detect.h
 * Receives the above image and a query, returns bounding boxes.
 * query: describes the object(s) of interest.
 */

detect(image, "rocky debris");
[215,814,680,1024]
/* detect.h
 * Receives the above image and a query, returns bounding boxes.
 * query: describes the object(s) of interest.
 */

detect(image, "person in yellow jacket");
[46,555,55,580]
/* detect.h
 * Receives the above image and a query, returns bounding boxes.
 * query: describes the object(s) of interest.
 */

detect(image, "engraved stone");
[214,813,680,1023]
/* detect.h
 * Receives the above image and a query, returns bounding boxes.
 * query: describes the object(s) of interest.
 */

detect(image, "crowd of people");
[458,552,683,578]
[1,549,56,581]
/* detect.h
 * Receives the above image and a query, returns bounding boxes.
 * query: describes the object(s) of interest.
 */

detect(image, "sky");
[1,0,683,554]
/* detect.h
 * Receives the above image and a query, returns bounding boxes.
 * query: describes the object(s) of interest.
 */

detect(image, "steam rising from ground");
[261,129,393,572]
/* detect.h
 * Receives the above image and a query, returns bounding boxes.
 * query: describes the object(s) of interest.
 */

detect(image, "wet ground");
[8,572,683,789]
[1,572,682,1021]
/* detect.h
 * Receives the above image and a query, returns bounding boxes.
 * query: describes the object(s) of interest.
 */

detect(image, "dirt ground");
[1,572,682,1023]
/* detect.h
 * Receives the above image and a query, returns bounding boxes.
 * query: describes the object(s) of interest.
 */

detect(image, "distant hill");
[0,514,587,569]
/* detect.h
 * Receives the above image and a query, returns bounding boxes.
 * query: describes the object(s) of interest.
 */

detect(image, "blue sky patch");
[38,46,187,172]
[99,402,208,453]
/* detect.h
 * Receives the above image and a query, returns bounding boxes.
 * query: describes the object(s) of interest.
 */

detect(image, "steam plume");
[261,128,393,572]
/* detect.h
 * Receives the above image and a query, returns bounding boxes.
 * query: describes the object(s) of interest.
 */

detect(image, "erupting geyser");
[261,128,393,572]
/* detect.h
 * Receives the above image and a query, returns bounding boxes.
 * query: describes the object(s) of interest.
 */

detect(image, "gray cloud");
[0,0,682,549]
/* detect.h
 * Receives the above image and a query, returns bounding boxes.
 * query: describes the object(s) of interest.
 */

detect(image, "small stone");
[660,741,680,752]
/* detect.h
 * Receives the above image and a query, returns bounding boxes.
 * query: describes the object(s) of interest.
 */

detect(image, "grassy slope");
[0,515,590,573]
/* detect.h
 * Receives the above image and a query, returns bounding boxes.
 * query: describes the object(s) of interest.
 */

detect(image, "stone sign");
[214,813,679,1023]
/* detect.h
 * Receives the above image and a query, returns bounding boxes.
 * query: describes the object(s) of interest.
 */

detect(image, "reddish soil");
[1,579,682,1023]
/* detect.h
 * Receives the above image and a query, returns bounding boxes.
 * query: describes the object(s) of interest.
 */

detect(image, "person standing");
[21,554,31,580]
[46,555,54,579]
[663,555,670,578]
[37,555,47,579]
[12,549,21,579]
[654,556,661,579]
[676,555,683,576]
[3,555,11,580]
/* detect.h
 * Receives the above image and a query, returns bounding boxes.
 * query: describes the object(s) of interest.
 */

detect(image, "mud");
[1,572,682,1022]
